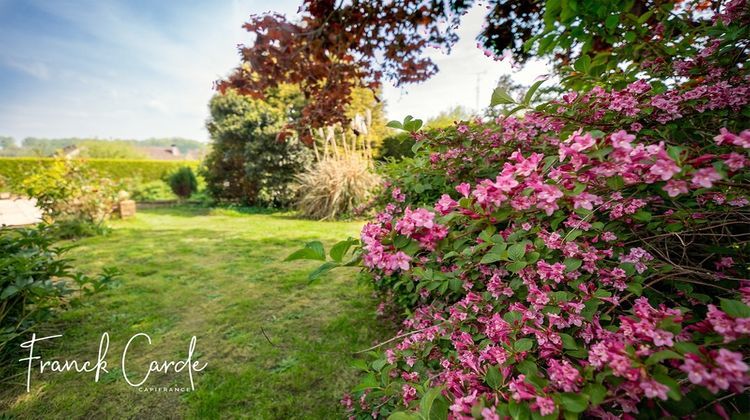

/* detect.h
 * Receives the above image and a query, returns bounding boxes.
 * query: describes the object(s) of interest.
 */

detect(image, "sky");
[0,0,549,143]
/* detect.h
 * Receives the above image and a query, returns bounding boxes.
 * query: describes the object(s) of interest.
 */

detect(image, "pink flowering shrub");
[288,2,750,418]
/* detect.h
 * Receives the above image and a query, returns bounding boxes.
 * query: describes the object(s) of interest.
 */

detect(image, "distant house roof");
[137,145,185,160]
[53,145,81,158]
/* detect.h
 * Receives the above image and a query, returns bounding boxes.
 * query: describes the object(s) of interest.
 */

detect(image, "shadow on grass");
[0,213,387,418]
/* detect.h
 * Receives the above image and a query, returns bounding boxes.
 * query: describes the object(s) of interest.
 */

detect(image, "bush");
[0,226,118,367]
[288,3,750,417]
[0,157,199,193]
[203,88,313,206]
[21,158,118,228]
[296,154,381,220]
[245,134,314,207]
[128,179,178,201]
[168,166,198,199]
[378,132,415,161]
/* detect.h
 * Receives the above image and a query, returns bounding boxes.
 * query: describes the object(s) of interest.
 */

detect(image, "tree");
[219,0,747,136]
[0,136,15,149]
[77,140,146,159]
[425,105,472,129]
[202,87,313,206]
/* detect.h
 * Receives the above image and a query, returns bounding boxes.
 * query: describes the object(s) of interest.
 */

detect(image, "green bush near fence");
[0,157,199,192]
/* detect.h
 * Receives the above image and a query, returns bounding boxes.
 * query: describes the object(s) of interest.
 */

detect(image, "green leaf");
[388,412,420,420]
[508,243,526,261]
[514,338,534,352]
[563,258,582,272]
[509,399,531,420]
[404,118,423,133]
[606,176,625,190]
[523,79,546,105]
[507,261,528,273]
[485,366,503,389]
[573,55,591,73]
[419,386,445,419]
[646,350,683,365]
[559,333,577,350]
[720,298,750,318]
[624,31,637,42]
[480,243,507,264]
[386,120,403,129]
[559,393,589,413]
[504,311,522,323]
[584,383,607,406]
[308,261,340,282]
[633,210,652,222]
[491,87,516,106]
[605,15,619,29]
[653,373,682,400]
[285,241,326,261]
[0,285,19,299]
[626,282,643,296]
[674,341,699,355]
[329,238,357,262]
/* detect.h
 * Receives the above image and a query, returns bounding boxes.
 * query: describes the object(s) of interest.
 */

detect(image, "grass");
[0,207,390,419]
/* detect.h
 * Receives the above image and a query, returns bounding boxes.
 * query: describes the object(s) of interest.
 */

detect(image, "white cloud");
[382,5,551,121]
[0,1,549,141]
[4,58,50,80]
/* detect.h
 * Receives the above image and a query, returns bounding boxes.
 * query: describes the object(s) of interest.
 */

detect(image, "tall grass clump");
[296,121,380,220]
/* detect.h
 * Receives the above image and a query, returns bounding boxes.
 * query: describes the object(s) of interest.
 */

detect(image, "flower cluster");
[334,3,750,418]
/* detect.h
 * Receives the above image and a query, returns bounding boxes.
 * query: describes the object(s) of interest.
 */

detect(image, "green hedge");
[0,158,199,191]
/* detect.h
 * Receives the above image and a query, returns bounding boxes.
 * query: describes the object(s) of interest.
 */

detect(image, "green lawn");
[0,208,389,419]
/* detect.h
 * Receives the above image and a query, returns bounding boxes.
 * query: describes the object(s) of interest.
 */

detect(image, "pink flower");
[610,130,636,150]
[534,396,556,416]
[401,384,417,406]
[715,257,734,270]
[573,192,603,210]
[391,252,411,271]
[456,183,471,197]
[640,378,669,400]
[650,158,681,181]
[691,167,722,188]
[391,187,406,202]
[494,174,519,192]
[547,359,582,392]
[724,152,747,171]
[714,127,739,146]
[569,132,596,152]
[664,179,688,197]
[435,194,458,215]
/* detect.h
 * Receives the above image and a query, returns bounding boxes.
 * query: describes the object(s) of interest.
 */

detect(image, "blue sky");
[0,0,548,142]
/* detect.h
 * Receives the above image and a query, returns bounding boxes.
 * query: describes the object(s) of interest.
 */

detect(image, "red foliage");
[216,0,463,144]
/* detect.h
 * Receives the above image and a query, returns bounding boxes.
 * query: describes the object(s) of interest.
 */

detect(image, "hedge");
[0,158,199,192]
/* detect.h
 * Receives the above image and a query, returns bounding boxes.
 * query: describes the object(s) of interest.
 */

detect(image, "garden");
[1,0,749,419]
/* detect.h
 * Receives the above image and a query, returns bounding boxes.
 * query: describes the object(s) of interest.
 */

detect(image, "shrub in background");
[245,134,313,207]
[378,132,415,161]
[0,157,198,193]
[0,226,118,369]
[203,87,313,206]
[168,166,198,199]
[21,158,118,230]
[296,154,381,220]
[127,179,177,201]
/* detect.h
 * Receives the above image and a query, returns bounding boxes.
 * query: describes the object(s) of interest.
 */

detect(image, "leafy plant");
[0,226,119,368]
[285,2,750,417]
[168,166,198,199]
[21,158,118,230]
[296,154,381,220]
